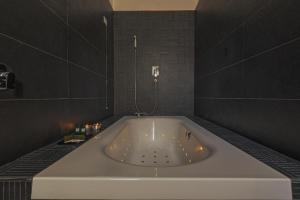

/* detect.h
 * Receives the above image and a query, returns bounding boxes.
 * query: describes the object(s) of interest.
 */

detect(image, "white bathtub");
[32,116,292,200]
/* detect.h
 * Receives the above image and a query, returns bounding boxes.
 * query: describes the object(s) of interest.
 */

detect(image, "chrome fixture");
[152,66,160,79]
[133,34,159,116]
[133,35,137,49]
[103,16,107,27]
[134,112,147,118]
[185,130,192,140]
[0,64,15,90]
[103,16,109,110]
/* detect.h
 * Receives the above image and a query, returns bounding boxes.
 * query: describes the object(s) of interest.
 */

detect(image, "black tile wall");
[0,0,68,58]
[195,0,300,160]
[0,0,113,166]
[114,12,194,115]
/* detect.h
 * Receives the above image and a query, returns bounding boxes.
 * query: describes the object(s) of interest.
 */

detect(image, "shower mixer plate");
[152,66,160,78]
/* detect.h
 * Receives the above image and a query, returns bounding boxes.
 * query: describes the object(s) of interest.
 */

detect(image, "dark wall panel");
[114,12,194,115]
[195,0,300,160]
[0,0,68,58]
[0,0,113,166]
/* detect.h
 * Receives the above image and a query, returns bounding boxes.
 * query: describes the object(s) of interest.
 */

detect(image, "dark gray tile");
[242,40,300,99]
[41,0,68,22]
[0,0,113,167]
[196,63,245,98]
[213,27,245,70]
[0,34,22,64]
[0,100,66,165]
[64,98,112,125]
[114,11,194,115]
[195,0,300,161]
[68,0,112,50]
[69,29,105,75]
[0,35,69,99]
[0,0,68,58]
[197,39,300,99]
[5,44,69,99]
[195,0,265,55]
[195,98,300,161]
[69,64,106,98]
[244,0,300,57]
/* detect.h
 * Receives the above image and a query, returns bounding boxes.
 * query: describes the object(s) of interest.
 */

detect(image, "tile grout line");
[196,97,300,101]
[39,0,104,54]
[0,32,65,62]
[196,1,269,60]
[0,97,113,102]
[198,36,300,80]
[66,0,71,98]
[0,32,106,79]
[68,61,106,78]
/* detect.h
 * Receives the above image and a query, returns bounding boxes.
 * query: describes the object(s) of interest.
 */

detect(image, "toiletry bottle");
[74,127,80,135]
[80,126,86,136]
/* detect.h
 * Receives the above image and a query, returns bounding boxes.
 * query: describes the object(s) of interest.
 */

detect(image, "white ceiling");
[109,0,199,11]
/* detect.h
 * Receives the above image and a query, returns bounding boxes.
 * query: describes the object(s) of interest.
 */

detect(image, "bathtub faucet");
[134,112,147,118]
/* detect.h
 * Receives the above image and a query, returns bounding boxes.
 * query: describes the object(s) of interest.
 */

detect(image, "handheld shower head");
[133,35,137,48]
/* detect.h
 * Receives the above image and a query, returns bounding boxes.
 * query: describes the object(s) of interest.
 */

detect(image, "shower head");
[103,16,107,27]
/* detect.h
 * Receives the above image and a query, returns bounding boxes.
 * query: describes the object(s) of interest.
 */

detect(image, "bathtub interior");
[104,118,210,167]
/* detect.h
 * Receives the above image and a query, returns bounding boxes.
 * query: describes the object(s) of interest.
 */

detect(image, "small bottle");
[74,127,80,135]
[85,124,93,136]
[80,127,86,135]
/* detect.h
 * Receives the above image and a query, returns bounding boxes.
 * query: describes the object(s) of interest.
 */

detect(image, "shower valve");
[152,66,160,78]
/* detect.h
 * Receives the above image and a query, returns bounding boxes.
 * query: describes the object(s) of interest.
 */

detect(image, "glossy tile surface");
[114,12,194,115]
[195,0,300,160]
[0,0,113,166]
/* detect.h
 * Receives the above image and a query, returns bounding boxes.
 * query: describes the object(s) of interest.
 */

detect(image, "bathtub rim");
[32,116,291,179]
[31,116,292,200]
